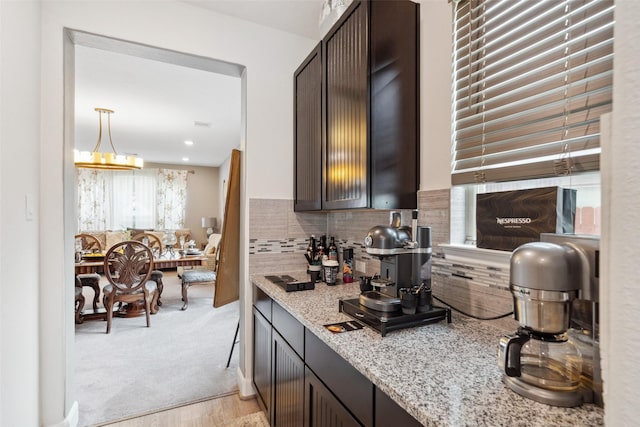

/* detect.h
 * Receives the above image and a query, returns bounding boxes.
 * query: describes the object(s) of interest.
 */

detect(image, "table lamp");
[202,217,217,238]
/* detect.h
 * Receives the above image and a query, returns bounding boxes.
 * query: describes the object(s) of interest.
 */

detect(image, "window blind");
[451,0,614,185]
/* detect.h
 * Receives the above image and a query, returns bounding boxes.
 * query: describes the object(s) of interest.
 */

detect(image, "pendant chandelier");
[74,108,144,170]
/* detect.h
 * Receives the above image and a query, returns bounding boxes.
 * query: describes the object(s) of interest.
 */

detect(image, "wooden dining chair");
[131,232,163,258]
[75,276,85,324]
[75,233,103,253]
[131,232,165,304]
[102,240,159,334]
[74,234,104,310]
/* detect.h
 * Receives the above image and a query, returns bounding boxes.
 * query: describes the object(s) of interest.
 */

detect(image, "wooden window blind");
[451,0,614,185]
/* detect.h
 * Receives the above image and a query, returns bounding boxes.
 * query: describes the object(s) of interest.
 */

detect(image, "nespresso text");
[496,217,532,225]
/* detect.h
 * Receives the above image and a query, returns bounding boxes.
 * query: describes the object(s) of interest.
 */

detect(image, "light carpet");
[74,271,239,427]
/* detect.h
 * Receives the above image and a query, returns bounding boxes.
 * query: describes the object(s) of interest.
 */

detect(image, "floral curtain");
[77,168,188,231]
[156,169,188,229]
[77,168,110,231]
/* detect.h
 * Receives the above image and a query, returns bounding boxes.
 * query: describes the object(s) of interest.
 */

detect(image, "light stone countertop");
[251,271,604,427]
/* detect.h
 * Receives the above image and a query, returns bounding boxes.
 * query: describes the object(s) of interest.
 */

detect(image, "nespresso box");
[476,186,576,252]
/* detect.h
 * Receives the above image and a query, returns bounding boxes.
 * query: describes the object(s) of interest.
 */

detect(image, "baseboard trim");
[45,401,78,427]
[237,367,255,399]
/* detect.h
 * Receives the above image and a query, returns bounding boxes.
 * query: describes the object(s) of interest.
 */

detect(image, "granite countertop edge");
[250,271,604,427]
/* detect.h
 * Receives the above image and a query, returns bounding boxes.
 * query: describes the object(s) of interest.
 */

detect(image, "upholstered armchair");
[178,233,221,310]
[203,233,221,272]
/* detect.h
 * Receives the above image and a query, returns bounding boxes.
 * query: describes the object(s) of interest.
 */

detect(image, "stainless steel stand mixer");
[499,233,602,407]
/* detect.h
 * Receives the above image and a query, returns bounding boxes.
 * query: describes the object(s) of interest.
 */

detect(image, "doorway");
[66,29,247,426]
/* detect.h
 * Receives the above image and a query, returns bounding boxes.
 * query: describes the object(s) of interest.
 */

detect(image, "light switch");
[25,194,34,221]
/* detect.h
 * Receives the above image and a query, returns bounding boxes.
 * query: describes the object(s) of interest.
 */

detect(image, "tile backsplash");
[248,199,325,275]
[249,192,517,332]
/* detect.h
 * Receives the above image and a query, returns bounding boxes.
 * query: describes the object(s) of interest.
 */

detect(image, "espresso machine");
[363,211,431,296]
[499,233,602,407]
[338,211,450,336]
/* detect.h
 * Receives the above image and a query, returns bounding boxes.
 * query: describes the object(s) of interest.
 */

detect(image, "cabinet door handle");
[355,312,365,318]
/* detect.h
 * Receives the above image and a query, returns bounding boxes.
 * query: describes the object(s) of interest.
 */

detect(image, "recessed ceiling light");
[182,157,189,162]
[184,140,194,146]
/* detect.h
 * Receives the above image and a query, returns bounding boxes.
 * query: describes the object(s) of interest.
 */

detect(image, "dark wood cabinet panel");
[253,308,272,416]
[374,387,422,427]
[305,367,361,427]
[370,0,419,210]
[294,43,323,211]
[272,301,305,358]
[305,329,373,427]
[253,286,272,322]
[323,1,369,210]
[273,330,305,427]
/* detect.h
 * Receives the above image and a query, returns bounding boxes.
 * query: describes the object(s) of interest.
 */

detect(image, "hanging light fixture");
[74,108,144,170]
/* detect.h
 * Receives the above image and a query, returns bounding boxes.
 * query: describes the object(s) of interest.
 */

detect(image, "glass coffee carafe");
[518,331,582,392]
[499,328,584,406]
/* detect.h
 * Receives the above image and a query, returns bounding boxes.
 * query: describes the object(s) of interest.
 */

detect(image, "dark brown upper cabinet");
[294,0,419,211]
[294,43,323,211]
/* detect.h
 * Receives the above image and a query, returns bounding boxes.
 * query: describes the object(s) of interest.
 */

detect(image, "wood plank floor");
[101,393,263,427]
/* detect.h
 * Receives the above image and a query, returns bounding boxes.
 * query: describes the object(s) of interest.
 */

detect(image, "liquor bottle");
[317,235,326,259]
[328,237,338,261]
[342,248,354,283]
[308,235,317,264]
[318,235,326,281]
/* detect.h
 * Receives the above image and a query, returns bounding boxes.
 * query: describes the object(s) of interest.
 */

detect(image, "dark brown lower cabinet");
[253,285,423,427]
[305,330,373,426]
[253,308,272,416]
[272,330,305,426]
[374,387,422,427]
[305,367,361,427]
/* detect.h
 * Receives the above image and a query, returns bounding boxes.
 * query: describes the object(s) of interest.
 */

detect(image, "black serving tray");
[339,298,451,337]
[265,275,315,292]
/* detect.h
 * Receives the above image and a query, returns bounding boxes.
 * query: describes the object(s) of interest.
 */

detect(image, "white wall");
[418,0,453,191]
[602,0,640,424]
[0,1,42,426]
[36,1,315,425]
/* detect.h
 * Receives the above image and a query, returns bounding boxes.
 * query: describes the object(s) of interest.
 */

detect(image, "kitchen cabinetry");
[252,286,273,417]
[305,329,373,426]
[272,330,305,426]
[252,284,422,426]
[253,288,306,426]
[294,0,419,211]
[253,308,272,416]
[304,367,360,427]
[271,301,305,426]
[294,43,323,211]
[375,388,422,427]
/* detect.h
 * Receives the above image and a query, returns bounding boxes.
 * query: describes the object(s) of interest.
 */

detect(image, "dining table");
[74,252,209,319]
[74,253,208,275]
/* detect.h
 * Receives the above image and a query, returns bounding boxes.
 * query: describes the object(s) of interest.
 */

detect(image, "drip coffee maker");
[499,234,602,407]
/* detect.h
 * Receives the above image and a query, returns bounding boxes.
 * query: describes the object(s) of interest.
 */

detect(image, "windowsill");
[437,243,511,268]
